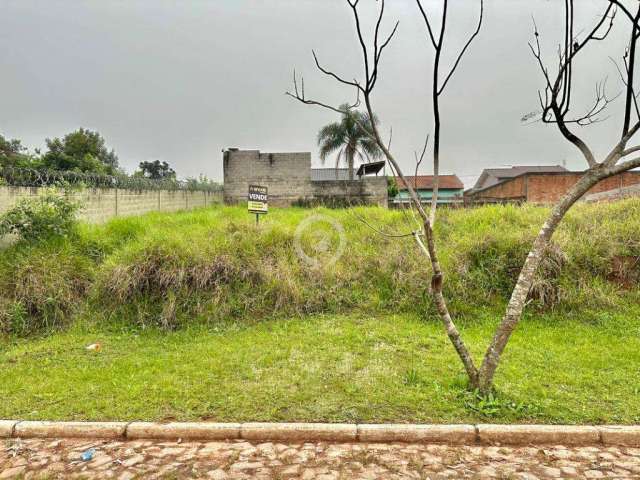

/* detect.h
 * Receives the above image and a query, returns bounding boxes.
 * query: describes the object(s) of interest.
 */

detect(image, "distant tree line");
[0,128,220,191]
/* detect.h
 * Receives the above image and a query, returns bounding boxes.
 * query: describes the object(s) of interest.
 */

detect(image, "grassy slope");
[3,201,640,335]
[1,308,639,424]
[0,202,639,423]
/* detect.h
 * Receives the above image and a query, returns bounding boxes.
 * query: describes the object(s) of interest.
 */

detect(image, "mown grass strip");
[1,312,639,424]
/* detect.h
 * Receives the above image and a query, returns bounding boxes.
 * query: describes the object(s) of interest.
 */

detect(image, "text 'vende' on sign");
[248,185,268,214]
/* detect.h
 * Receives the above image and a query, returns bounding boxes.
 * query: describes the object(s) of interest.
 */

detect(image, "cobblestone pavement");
[2,438,640,479]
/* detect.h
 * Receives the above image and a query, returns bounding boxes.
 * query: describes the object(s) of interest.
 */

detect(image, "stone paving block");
[357,424,476,444]
[477,424,600,445]
[241,423,357,442]
[599,426,640,446]
[14,421,127,439]
[126,422,241,441]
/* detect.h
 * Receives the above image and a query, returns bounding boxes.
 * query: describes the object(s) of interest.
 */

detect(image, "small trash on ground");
[85,343,102,352]
[81,448,96,462]
[5,440,27,458]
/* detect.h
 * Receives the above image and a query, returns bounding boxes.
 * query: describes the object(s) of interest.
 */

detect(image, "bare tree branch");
[528,2,617,167]
[351,209,418,238]
[609,154,640,174]
[438,0,484,95]
[607,0,640,33]
[415,0,438,49]
[285,69,361,115]
[623,7,640,135]
[620,144,640,157]
[312,51,363,91]
[415,0,484,225]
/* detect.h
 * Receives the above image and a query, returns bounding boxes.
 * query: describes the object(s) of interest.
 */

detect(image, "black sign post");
[248,185,268,225]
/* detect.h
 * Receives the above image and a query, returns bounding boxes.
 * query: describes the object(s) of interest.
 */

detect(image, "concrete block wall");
[224,150,312,206]
[311,177,388,207]
[223,149,388,207]
[159,191,186,213]
[360,177,388,207]
[117,190,159,218]
[76,189,118,223]
[0,187,40,216]
[0,186,222,224]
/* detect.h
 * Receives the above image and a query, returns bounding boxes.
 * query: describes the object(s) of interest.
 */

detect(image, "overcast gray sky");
[0,0,633,186]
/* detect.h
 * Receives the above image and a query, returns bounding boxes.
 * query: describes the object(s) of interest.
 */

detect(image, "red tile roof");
[396,175,464,190]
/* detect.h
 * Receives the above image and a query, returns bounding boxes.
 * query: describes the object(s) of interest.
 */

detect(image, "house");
[465,168,640,204]
[392,175,464,206]
[472,165,568,191]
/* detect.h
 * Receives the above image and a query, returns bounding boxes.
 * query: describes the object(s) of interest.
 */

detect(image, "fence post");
[158,190,161,211]
[115,188,118,217]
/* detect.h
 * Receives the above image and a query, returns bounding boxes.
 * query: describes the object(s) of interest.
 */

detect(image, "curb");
[13,421,127,439]
[476,424,600,446]
[1,421,639,446]
[358,424,476,444]
[127,422,240,441]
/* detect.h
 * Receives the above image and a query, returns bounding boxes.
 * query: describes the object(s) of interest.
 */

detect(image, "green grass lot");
[1,202,639,423]
[1,308,639,424]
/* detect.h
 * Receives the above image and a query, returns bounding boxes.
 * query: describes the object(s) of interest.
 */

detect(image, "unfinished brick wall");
[311,178,388,207]
[467,172,640,204]
[526,174,628,203]
[223,150,312,206]
[223,149,388,207]
[471,176,527,203]
[0,186,222,223]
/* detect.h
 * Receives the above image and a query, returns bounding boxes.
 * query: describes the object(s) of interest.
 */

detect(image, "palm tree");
[317,105,382,180]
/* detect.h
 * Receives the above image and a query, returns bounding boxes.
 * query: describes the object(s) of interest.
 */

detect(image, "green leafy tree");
[0,134,39,169]
[137,160,176,180]
[185,174,221,191]
[387,176,399,198]
[42,128,119,175]
[317,105,382,180]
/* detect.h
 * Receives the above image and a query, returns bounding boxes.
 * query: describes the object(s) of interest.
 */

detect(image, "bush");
[463,236,566,309]
[0,192,80,242]
[0,242,93,335]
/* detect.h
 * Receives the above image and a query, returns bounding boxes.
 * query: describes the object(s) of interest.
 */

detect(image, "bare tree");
[288,0,640,394]
[416,0,483,224]
[476,0,640,391]
[287,0,483,387]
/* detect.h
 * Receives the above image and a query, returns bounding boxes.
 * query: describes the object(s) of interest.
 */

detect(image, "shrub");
[0,192,80,242]
[0,299,28,336]
[0,242,93,335]
[463,236,566,309]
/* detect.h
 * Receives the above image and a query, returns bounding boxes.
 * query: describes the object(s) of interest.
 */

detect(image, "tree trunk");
[347,146,355,181]
[476,169,607,393]
[430,93,440,226]
[362,96,480,386]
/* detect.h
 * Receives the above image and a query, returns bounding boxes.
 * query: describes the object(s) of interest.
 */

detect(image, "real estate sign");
[248,185,268,214]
